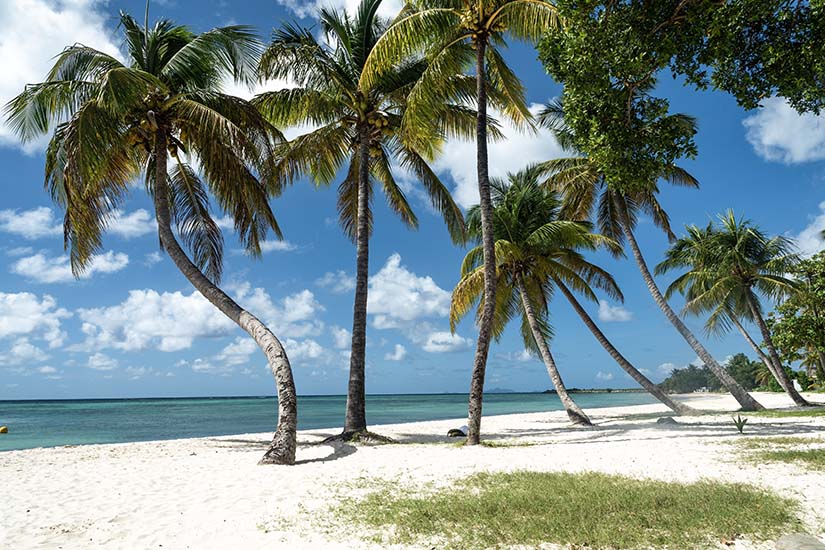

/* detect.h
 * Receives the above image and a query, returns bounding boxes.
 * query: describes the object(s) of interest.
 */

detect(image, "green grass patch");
[730,436,822,450]
[479,439,551,448]
[339,471,799,549]
[753,449,825,470]
[746,407,825,418]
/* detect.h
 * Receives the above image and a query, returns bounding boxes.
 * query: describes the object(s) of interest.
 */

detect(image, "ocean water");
[0,392,657,452]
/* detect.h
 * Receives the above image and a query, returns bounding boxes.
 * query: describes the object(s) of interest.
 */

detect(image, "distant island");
[543,388,647,394]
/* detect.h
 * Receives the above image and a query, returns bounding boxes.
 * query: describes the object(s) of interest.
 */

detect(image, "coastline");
[1,392,823,549]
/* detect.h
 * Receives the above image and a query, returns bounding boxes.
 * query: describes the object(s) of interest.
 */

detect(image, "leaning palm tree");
[361,0,560,444]
[451,167,625,426]
[656,212,810,406]
[254,0,469,439]
[5,12,300,464]
[539,103,764,411]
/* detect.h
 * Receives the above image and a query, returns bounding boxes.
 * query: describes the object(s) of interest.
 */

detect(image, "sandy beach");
[2,392,824,549]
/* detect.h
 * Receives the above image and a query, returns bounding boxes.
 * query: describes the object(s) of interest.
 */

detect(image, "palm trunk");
[614,195,764,411]
[516,276,590,425]
[817,351,825,382]
[152,129,297,464]
[730,315,773,370]
[744,294,809,406]
[466,40,497,444]
[343,124,371,434]
[556,281,694,414]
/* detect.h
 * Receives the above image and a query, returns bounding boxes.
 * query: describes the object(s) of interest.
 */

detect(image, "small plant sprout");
[733,415,749,434]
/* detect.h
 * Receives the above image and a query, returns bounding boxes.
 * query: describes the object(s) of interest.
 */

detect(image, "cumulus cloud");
[74,285,324,353]
[422,331,472,353]
[0,292,69,347]
[596,371,614,381]
[0,207,61,239]
[384,343,407,361]
[87,352,117,371]
[0,0,122,151]
[743,97,825,164]
[793,201,825,257]
[367,253,451,329]
[315,270,357,294]
[259,240,297,253]
[597,300,633,323]
[330,326,352,349]
[216,337,258,366]
[433,103,566,209]
[0,338,50,366]
[107,209,156,238]
[11,251,129,283]
[496,349,534,363]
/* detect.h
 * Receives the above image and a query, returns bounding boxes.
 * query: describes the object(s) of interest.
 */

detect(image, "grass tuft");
[746,407,825,418]
[338,471,799,549]
[752,449,825,470]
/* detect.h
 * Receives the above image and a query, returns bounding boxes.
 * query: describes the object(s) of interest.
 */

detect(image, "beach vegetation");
[361,0,559,444]
[339,470,800,549]
[4,8,300,464]
[254,0,467,438]
[656,211,808,406]
[451,167,623,425]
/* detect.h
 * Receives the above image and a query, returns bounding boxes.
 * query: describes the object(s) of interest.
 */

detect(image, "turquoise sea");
[0,392,657,452]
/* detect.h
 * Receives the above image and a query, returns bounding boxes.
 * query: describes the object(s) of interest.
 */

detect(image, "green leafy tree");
[768,251,825,384]
[4,11,300,464]
[451,167,629,425]
[725,353,760,391]
[361,0,560,444]
[254,0,467,437]
[656,211,809,406]
[537,104,764,411]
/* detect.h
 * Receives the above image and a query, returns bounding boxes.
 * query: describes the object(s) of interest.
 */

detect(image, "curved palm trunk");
[343,124,371,434]
[516,276,591,425]
[730,315,773,369]
[466,40,497,444]
[556,281,694,415]
[153,129,297,464]
[613,196,764,411]
[743,294,810,406]
[817,351,825,383]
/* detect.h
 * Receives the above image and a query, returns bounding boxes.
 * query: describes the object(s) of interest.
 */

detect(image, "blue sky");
[1,0,824,400]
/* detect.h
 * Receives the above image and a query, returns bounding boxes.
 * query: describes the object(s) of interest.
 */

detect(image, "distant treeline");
[658,353,815,394]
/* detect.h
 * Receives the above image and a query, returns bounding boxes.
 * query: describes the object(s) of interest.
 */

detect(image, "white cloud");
[384,343,407,361]
[11,251,129,283]
[596,371,614,381]
[276,0,403,21]
[284,338,326,362]
[0,338,49,366]
[144,251,163,266]
[0,207,61,239]
[0,0,123,151]
[37,365,57,374]
[0,292,69,347]
[422,331,472,353]
[743,97,825,164]
[434,103,566,209]
[315,270,356,294]
[216,337,258,366]
[597,300,633,322]
[793,201,825,257]
[87,352,117,371]
[368,253,451,329]
[74,285,324,353]
[496,349,534,363]
[259,240,297,253]
[330,325,351,349]
[657,362,678,375]
[107,209,156,238]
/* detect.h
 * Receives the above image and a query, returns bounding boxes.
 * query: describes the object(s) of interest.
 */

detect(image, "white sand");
[2,392,824,549]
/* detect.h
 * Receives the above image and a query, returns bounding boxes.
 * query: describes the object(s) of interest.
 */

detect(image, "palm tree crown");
[656,210,800,333]
[5,13,282,280]
[254,0,467,240]
[451,167,620,356]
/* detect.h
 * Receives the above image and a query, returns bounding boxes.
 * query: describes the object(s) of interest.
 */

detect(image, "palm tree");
[451,167,627,426]
[539,104,765,411]
[5,11,300,464]
[361,0,560,444]
[254,0,468,438]
[656,211,810,406]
